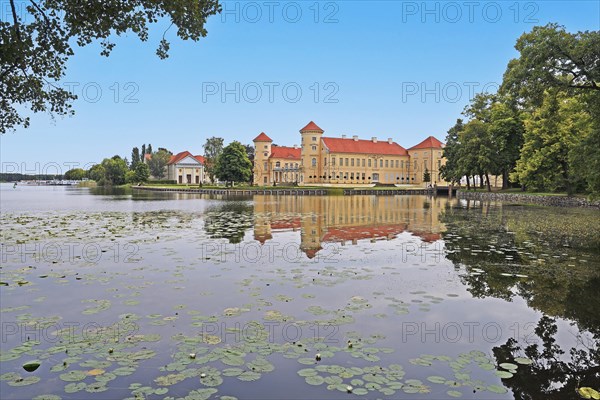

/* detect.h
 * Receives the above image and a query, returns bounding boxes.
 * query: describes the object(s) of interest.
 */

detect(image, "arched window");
[275,161,281,168]
[311,158,317,167]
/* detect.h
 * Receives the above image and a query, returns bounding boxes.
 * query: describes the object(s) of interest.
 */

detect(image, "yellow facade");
[253,122,450,187]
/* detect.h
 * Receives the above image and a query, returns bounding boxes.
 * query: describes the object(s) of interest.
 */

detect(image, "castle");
[253,121,448,186]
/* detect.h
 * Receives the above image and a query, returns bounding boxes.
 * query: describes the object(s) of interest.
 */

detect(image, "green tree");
[131,147,141,170]
[423,167,431,184]
[501,23,600,109]
[134,162,150,183]
[101,156,129,185]
[88,164,106,184]
[203,136,224,183]
[147,144,153,154]
[460,120,498,192]
[64,168,86,180]
[512,91,592,194]
[147,149,171,179]
[215,141,252,186]
[1,0,222,133]
[440,119,465,185]
[141,144,147,159]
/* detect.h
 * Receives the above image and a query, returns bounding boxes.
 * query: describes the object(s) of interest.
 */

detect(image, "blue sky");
[1,0,599,173]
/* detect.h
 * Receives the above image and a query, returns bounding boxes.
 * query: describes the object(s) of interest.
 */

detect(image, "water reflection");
[440,199,600,395]
[253,195,447,258]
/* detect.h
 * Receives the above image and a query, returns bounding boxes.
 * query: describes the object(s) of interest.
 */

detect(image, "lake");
[1,183,599,399]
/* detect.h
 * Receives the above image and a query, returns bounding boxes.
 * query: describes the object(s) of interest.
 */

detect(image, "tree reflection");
[492,316,599,400]
[440,199,600,397]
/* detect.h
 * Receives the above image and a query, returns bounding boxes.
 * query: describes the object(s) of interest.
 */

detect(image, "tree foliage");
[1,0,222,133]
[203,136,224,183]
[512,91,592,194]
[134,162,150,183]
[147,149,171,179]
[64,168,86,180]
[501,23,600,108]
[215,141,252,186]
[446,24,598,196]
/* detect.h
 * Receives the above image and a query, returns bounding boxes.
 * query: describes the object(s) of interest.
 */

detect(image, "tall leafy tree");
[131,147,141,170]
[215,141,252,186]
[147,144,153,154]
[440,119,465,185]
[1,0,222,133]
[134,163,150,183]
[512,90,592,194]
[147,149,171,179]
[99,156,129,185]
[203,137,224,183]
[501,23,600,109]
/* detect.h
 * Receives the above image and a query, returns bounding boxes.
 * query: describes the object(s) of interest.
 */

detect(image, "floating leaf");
[514,357,533,365]
[578,387,600,399]
[23,360,41,372]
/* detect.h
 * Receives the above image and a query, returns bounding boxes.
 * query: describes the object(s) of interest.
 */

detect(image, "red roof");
[167,151,203,165]
[194,155,206,164]
[322,224,408,243]
[409,136,444,150]
[300,121,324,133]
[269,145,301,160]
[322,137,408,156]
[253,132,273,142]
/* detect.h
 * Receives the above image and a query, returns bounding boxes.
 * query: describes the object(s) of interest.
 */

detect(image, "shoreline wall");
[456,190,600,209]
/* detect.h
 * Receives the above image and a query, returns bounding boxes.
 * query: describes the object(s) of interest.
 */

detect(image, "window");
[312,136,317,142]
[414,161,417,169]
[312,145,317,151]
[351,159,354,166]
[380,159,383,167]
[437,160,441,169]
[263,152,268,157]
[332,158,336,166]
[264,145,268,149]
[362,172,366,180]
[401,160,404,169]
[368,159,372,167]
[362,159,365,167]
[324,158,328,166]
[396,160,399,168]
[385,160,389,168]
[345,158,349,166]
[285,163,288,169]
[311,158,317,167]
[263,162,268,170]
[275,161,280,168]
[350,172,354,180]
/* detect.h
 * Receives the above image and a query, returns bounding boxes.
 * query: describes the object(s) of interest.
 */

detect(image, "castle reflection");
[253,195,448,258]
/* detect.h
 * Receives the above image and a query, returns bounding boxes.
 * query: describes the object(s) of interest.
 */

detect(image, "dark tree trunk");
[466,176,471,190]
[502,169,509,190]
[485,173,491,192]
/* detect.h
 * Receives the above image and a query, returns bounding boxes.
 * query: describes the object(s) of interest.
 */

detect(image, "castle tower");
[299,121,324,185]
[253,132,273,186]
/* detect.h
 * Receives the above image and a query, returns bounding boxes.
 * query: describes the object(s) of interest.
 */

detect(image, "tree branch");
[9,0,22,42]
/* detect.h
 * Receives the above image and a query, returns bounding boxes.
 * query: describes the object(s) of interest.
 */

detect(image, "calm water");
[1,183,599,399]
